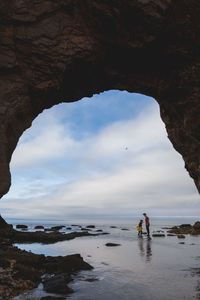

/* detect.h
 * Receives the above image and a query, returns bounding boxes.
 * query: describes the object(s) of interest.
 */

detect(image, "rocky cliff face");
[0,0,200,198]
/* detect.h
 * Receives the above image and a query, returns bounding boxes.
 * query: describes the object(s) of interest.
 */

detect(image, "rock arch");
[0,0,200,198]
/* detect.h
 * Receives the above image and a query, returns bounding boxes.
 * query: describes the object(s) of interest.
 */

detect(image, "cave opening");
[0,91,199,223]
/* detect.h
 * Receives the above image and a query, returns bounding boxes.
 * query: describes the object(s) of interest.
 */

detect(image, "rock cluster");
[168,222,200,235]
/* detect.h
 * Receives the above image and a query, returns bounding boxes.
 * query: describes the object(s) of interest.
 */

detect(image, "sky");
[0,90,199,220]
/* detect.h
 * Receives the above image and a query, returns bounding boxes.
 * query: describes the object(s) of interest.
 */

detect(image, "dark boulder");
[34,225,44,229]
[50,226,65,231]
[193,221,200,230]
[43,274,73,294]
[152,233,165,237]
[86,225,95,229]
[16,224,28,229]
[180,224,192,228]
[105,243,121,247]
[177,234,186,239]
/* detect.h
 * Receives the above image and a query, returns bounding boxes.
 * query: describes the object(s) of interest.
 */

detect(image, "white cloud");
[2,96,199,219]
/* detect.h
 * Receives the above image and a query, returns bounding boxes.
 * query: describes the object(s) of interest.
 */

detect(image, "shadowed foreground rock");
[0,240,92,299]
[0,225,94,299]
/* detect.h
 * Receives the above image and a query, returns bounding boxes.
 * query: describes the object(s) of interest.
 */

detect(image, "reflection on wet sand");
[138,238,152,262]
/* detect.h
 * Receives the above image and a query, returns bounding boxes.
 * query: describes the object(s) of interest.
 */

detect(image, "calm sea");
[11,216,200,300]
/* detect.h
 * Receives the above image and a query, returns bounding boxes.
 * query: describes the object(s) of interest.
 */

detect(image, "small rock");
[50,226,65,231]
[110,226,117,228]
[152,233,165,237]
[177,234,186,239]
[179,242,185,244]
[105,243,121,247]
[121,228,129,231]
[167,233,176,236]
[101,262,109,266]
[84,277,98,282]
[86,225,95,229]
[16,224,28,229]
[162,227,172,229]
[34,225,44,229]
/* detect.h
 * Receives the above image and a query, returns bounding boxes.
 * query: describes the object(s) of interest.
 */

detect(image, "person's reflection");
[146,239,152,262]
[138,237,145,258]
[138,238,152,262]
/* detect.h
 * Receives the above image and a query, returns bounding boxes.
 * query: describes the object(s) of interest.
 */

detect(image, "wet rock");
[193,221,200,230]
[44,254,93,273]
[177,234,186,239]
[152,233,165,237]
[180,224,192,228]
[179,242,185,244]
[35,225,44,229]
[66,227,72,230]
[168,221,200,235]
[50,226,65,231]
[105,243,121,247]
[11,229,98,244]
[16,224,28,229]
[95,229,103,232]
[110,226,117,228]
[167,233,176,236]
[162,227,172,230]
[121,228,129,231]
[82,277,99,282]
[101,262,109,266]
[86,225,95,229]
[43,274,73,295]
[40,296,65,300]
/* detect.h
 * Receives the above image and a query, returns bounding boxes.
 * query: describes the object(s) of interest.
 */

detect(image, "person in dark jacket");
[143,213,150,238]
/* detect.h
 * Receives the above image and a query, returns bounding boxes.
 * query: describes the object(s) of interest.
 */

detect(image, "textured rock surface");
[0,0,200,199]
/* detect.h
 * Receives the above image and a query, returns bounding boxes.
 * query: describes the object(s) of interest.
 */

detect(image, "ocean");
[10,216,200,300]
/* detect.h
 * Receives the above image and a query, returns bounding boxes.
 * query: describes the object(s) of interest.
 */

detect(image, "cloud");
[2,92,199,219]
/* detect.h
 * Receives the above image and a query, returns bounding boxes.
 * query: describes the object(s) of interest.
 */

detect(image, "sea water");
[11,217,200,300]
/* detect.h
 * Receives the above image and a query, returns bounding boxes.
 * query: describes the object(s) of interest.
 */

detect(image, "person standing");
[143,213,150,238]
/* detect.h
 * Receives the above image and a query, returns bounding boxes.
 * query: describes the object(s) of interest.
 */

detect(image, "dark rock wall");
[0,0,200,198]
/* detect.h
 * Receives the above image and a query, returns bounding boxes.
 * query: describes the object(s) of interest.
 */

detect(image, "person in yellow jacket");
[136,220,143,237]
